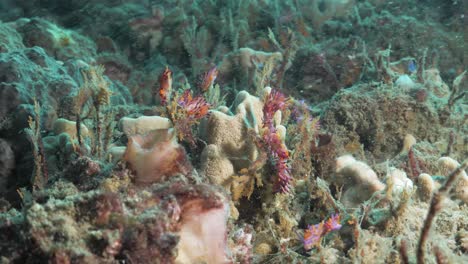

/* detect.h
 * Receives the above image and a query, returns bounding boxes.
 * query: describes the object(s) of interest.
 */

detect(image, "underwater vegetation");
[0,0,466,263]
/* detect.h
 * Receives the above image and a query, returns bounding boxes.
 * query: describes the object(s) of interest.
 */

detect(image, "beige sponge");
[200,145,235,186]
[334,155,385,207]
[53,118,89,139]
[199,90,263,185]
[120,115,171,137]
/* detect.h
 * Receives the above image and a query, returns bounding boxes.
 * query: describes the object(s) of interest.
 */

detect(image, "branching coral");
[181,16,214,77]
[267,28,298,89]
[218,47,282,89]
[158,66,172,106]
[73,65,112,158]
[168,90,210,145]
[301,0,355,29]
[261,88,292,193]
[24,100,48,191]
[417,160,468,264]
[288,99,321,180]
[158,67,211,145]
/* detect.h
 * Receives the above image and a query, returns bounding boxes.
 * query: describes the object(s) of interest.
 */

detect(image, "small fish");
[159,66,172,105]
[198,66,218,92]
[408,59,417,74]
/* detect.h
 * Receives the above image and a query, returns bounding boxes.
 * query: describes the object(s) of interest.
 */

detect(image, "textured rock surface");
[0,177,230,263]
[15,18,97,63]
[0,138,15,194]
[0,47,77,126]
[322,82,465,161]
[0,22,24,52]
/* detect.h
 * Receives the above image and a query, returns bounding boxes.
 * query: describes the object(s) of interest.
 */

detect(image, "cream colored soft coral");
[387,168,413,196]
[438,157,468,203]
[334,155,385,207]
[334,156,418,208]
[423,68,450,98]
[417,173,435,201]
[400,134,416,154]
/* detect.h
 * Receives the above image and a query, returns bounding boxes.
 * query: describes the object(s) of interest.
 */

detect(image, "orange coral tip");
[159,66,173,105]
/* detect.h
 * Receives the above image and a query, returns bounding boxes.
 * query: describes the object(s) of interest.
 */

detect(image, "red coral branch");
[407,147,427,181]
[261,89,292,193]
[170,90,210,145]
[408,147,421,180]
[263,89,289,130]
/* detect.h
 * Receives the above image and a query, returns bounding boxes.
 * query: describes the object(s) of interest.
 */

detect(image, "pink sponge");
[123,129,192,185]
[177,196,230,264]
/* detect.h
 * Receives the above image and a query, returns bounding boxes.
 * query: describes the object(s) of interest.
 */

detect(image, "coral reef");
[0,138,14,194]
[0,0,466,263]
